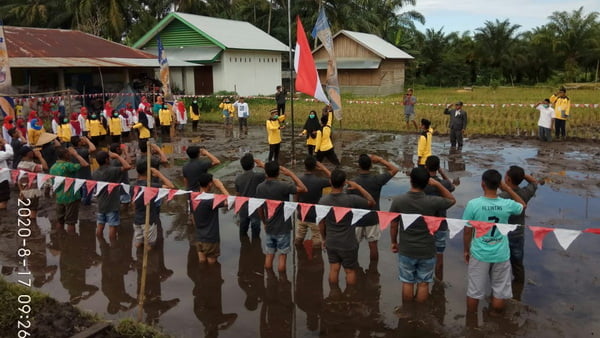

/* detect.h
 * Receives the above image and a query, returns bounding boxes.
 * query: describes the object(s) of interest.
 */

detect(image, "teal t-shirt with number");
[463,196,523,263]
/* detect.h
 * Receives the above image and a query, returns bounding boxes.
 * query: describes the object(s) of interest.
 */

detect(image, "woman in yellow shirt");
[159,104,173,136]
[190,99,200,131]
[417,119,433,166]
[87,113,103,146]
[133,112,151,141]
[315,109,340,165]
[57,117,73,144]
[109,111,123,143]
[266,108,284,162]
[299,110,320,155]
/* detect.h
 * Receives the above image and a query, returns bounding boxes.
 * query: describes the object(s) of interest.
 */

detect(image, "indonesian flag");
[294,17,330,105]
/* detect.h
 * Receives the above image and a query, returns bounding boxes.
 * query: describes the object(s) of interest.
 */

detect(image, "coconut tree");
[474,19,522,84]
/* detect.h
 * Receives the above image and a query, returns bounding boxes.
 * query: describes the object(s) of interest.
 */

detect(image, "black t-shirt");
[10,138,24,169]
[194,198,225,243]
[110,158,130,184]
[318,192,369,251]
[499,182,537,225]
[133,180,161,224]
[423,175,455,230]
[183,158,212,191]
[389,191,454,259]
[297,173,330,222]
[350,172,392,226]
[92,165,123,213]
[73,147,91,179]
[255,179,297,235]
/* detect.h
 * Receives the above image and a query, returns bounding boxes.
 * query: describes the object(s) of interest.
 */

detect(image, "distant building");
[3,26,192,95]
[133,12,289,96]
[313,30,413,96]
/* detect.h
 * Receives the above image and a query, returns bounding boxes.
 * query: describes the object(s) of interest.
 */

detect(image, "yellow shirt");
[417,127,433,165]
[266,119,281,145]
[189,106,200,121]
[219,103,234,116]
[315,113,334,152]
[57,124,72,143]
[28,128,44,145]
[301,129,318,146]
[99,121,107,136]
[133,123,150,139]
[109,117,122,135]
[159,108,172,126]
[550,95,570,120]
[88,120,102,137]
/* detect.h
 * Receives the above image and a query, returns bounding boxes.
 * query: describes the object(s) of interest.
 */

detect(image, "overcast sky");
[409,0,600,34]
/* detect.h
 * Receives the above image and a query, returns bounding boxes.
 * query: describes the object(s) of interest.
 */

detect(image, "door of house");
[194,66,213,95]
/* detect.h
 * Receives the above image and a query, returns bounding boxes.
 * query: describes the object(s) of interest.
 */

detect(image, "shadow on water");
[1,125,599,337]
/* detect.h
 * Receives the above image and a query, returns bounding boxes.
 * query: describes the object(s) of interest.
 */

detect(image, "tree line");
[1,1,598,86]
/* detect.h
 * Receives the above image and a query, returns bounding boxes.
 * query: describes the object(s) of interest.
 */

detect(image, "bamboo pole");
[137,142,152,322]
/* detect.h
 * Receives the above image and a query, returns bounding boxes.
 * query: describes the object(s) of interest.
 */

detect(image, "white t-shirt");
[536,105,555,129]
[233,102,249,118]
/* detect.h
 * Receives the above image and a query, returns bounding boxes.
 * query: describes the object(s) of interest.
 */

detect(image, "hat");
[455,101,463,106]
[270,108,279,114]
[35,132,58,146]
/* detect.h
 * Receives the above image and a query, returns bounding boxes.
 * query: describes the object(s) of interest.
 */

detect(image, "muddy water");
[1,125,599,337]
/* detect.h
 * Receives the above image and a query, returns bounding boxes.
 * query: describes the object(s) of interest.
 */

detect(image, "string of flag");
[1,167,597,251]
[8,93,599,109]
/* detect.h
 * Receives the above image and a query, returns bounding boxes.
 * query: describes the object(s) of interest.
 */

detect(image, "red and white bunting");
[74,179,86,194]
[298,203,313,222]
[377,211,399,231]
[197,192,214,200]
[283,202,298,222]
[95,181,108,196]
[52,176,65,192]
[553,229,581,250]
[156,188,170,201]
[26,172,37,189]
[469,220,495,238]
[401,213,421,230]
[143,187,159,205]
[226,196,236,210]
[63,177,75,193]
[351,208,370,226]
[265,200,282,220]
[85,180,97,195]
[496,223,519,236]
[529,226,554,250]
[333,207,351,223]
[212,194,228,209]
[314,205,331,225]
[422,216,444,235]
[190,192,201,211]
[247,198,264,217]
[447,219,469,239]
[583,228,600,235]
[107,183,120,194]
[234,196,249,214]
[37,173,52,190]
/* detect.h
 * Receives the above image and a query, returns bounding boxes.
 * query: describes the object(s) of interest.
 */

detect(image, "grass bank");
[193,87,600,140]
[0,277,169,337]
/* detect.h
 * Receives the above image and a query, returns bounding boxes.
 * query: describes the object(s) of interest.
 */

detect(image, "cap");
[455,101,463,106]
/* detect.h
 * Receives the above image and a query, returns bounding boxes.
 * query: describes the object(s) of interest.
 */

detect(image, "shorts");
[398,254,435,283]
[55,200,80,225]
[434,230,448,253]
[196,241,221,258]
[467,257,512,300]
[264,232,291,255]
[133,223,157,245]
[96,211,120,226]
[355,225,381,242]
[326,248,359,269]
[404,113,415,122]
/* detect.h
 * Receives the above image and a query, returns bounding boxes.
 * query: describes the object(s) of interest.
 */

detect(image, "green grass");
[192,87,600,140]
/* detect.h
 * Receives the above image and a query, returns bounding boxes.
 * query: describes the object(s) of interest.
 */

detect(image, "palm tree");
[474,19,522,84]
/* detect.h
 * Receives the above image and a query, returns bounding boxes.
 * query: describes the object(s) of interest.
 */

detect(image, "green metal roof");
[143,19,218,49]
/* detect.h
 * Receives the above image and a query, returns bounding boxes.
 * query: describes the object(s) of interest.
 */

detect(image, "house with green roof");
[133,12,289,96]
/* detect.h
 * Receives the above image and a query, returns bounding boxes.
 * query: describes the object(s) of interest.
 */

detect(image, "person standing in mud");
[350,154,399,263]
[295,156,331,247]
[256,161,307,272]
[389,167,455,305]
[299,110,321,156]
[423,155,456,281]
[550,87,570,140]
[266,108,284,163]
[315,109,340,166]
[443,101,468,148]
[194,173,230,265]
[535,99,555,142]
[182,145,220,192]
[463,169,526,319]
[235,153,265,238]
[275,85,287,117]
[417,119,432,167]
[498,166,538,299]
[403,88,419,131]
[233,97,250,134]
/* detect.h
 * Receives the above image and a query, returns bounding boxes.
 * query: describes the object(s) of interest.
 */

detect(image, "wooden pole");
[137,142,152,322]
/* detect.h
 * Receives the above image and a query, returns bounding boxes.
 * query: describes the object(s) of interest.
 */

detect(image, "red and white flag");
[294,17,330,105]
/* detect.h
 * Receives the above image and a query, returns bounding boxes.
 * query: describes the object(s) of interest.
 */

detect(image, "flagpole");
[288,0,295,166]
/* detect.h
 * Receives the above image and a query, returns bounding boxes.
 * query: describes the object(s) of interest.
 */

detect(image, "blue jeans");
[508,225,525,283]
[398,254,435,283]
[264,232,291,255]
[538,126,552,142]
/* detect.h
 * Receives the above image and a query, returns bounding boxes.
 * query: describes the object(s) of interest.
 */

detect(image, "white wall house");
[134,12,289,96]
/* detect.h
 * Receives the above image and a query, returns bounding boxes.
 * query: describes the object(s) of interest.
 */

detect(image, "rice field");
[196,87,600,140]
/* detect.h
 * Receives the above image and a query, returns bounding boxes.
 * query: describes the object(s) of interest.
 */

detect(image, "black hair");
[421,119,431,128]
[330,169,346,188]
[304,155,317,171]
[198,172,213,188]
[302,110,321,139]
[137,111,149,128]
[264,161,279,178]
[410,167,430,190]
[109,143,120,153]
[506,165,525,185]
[136,160,148,175]
[358,154,372,170]
[95,150,109,166]
[240,153,255,170]
[482,169,502,190]
[70,136,80,145]
[320,115,328,126]
[7,127,17,137]
[55,146,69,161]
[543,98,550,103]
[139,140,148,153]
[425,155,440,172]
[187,146,200,159]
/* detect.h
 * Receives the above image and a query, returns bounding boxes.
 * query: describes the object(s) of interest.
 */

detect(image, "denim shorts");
[398,254,435,283]
[96,211,120,226]
[434,230,448,253]
[265,232,291,255]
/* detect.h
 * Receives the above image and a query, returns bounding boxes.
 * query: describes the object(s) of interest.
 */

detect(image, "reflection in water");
[295,242,324,333]
[447,147,466,172]
[99,234,136,314]
[58,225,98,304]
[237,236,265,311]
[188,245,238,338]
[261,270,293,338]
[28,220,57,288]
